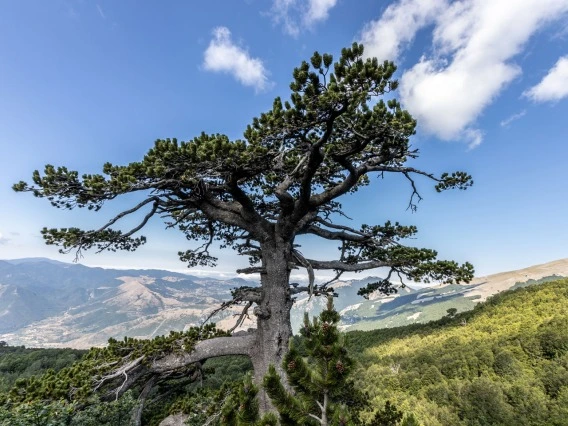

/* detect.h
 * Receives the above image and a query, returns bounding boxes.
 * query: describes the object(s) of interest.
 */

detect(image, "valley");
[1,257,567,348]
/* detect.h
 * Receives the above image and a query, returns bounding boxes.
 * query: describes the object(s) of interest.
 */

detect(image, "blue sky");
[1,0,567,279]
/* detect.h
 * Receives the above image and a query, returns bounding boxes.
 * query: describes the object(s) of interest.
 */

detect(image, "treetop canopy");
[14,42,474,294]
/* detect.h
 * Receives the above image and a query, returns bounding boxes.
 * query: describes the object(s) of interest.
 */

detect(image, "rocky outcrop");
[158,413,189,426]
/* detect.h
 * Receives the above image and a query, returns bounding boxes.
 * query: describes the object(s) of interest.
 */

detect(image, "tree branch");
[274,152,309,216]
[300,224,369,243]
[229,301,253,334]
[151,334,256,374]
[308,157,360,208]
[227,176,271,233]
[302,258,389,272]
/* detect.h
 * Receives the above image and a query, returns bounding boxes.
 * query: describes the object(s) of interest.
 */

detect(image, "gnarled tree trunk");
[250,239,294,412]
[147,238,295,415]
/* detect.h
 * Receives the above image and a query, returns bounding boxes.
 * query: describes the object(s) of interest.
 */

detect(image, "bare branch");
[308,157,360,208]
[301,224,368,243]
[201,300,238,327]
[95,197,159,233]
[93,355,145,393]
[275,152,309,215]
[227,176,271,231]
[229,301,253,334]
[303,258,389,272]
[403,171,423,212]
[292,249,315,297]
[365,165,438,181]
[236,266,267,274]
[132,376,157,426]
[151,334,256,374]
[320,270,344,289]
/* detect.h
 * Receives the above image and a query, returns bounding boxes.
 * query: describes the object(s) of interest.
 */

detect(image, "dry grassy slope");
[464,258,568,301]
[3,259,567,348]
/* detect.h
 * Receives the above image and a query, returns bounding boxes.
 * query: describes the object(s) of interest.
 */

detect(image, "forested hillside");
[0,345,85,393]
[348,278,568,425]
[1,279,567,425]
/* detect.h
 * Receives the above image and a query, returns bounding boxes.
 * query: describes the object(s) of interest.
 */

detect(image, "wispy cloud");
[360,0,568,148]
[203,27,271,93]
[0,232,10,245]
[304,0,337,26]
[269,0,338,36]
[500,110,527,127]
[463,128,483,151]
[523,56,568,102]
[96,4,106,19]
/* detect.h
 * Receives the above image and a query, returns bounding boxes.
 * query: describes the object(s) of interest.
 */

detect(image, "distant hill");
[0,258,567,348]
[3,276,567,425]
[0,259,258,347]
[340,258,568,331]
[347,278,568,425]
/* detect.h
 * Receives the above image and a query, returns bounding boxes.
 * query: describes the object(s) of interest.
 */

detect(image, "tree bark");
[113,239,295,417]
[151,335,256,373]
[250,238,294,413]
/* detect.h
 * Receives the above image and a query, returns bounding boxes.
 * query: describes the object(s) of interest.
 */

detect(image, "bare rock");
[159,413,189,426]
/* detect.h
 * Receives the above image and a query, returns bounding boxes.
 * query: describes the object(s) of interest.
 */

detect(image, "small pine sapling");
[263,296,365,425]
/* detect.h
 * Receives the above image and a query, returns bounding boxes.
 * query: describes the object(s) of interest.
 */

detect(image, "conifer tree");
[219,375,279,426]
[262,296,364,425]
[14,43,474,411]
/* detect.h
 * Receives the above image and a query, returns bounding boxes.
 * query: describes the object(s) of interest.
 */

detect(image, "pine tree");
[14,43,474,411]
[219,374,278,426]
[262,296,365,425]
[368,401,403,426]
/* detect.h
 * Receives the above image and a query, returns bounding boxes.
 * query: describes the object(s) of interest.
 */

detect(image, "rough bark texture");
[151,335,256,373]
[250,240,294,412]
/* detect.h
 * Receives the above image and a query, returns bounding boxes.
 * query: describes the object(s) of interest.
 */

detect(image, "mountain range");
[0,257,567,348]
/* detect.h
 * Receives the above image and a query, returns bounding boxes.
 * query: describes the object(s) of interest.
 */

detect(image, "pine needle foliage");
[1,324,227,406]
[219,374,279,426]
[263,296,365,425]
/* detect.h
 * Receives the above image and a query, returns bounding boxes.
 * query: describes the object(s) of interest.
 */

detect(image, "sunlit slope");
[347,278,568,425]
[342,258,568,331]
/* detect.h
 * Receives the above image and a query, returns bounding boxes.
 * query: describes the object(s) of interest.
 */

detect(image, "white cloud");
[360,0,568,147]
[203,27,271,92]
[270,0,337,36]
[500,110,527,127]
[360,0,448,63]
[305,0,337,25]
[462,128,483,150]
[523,56,568,102]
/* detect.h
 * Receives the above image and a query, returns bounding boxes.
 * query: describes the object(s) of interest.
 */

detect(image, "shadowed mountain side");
[0,284,57,332]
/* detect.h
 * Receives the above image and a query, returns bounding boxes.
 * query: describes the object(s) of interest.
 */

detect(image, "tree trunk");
[143,239,295,416]
[250,239,294,414]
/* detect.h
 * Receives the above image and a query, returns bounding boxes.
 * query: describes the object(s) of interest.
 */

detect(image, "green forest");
[1,279,567,425]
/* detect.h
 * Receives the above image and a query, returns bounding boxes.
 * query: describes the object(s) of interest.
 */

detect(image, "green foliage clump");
[367,400,402,426]
[0,346,86,394]
[0,325,229,425]
[0,392,136,426]
[348,278,568,425]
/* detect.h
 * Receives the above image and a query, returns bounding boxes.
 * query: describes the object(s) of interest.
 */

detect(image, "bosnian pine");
[263,296,363,425]
[13,43,474,412]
